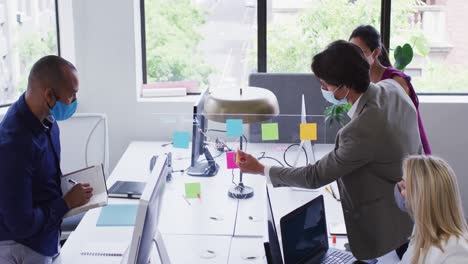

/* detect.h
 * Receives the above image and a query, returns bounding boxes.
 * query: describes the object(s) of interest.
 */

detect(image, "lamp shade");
[204,87,280,123]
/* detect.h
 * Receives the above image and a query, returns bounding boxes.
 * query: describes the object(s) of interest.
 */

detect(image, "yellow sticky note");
[300,123,317,141]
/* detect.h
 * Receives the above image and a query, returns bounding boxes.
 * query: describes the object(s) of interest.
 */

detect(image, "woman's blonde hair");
[404,155,468,264]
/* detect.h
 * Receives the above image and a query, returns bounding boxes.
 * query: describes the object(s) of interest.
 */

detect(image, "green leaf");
[323,103,350,128]
[410,33,430,57]
[394,43,413,71]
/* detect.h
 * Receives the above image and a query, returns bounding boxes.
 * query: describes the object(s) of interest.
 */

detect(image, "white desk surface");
[229,237,267,264]
[55,141,399,264]
[109,141,238,236]
[163,234,231,264]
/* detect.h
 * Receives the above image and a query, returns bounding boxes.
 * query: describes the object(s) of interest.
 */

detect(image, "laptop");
[280,195,356,264]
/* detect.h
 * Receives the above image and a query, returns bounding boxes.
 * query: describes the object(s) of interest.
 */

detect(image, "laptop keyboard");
[322,250,354,264]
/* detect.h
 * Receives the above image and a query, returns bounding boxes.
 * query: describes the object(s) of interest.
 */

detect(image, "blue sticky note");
[96,204,138,227]
[173,131,190,149]
[226,119,243,137]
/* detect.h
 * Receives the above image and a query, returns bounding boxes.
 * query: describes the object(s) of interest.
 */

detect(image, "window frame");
[140,0,468,96]
[0,0,61,109]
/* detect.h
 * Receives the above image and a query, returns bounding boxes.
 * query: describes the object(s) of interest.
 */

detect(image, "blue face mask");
[50,99,78,121]
[321,86,349,105]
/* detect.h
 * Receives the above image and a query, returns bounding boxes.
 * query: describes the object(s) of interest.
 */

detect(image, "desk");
[54,141,399,263]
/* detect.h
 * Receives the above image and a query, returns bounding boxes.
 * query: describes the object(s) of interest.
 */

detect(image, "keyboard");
[322,250,354,264]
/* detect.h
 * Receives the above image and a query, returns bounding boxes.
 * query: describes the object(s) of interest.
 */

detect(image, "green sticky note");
[185,182,201,199]
[261,123,279,141]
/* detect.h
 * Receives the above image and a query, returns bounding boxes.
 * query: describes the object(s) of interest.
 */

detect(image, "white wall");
[67,0,468,214]
[419,100,468,215]
[70,0,193,171]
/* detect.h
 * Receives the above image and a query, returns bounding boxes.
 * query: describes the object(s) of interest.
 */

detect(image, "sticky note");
[173,131,190,149]
[226,119,243,137]
[185,182,201,199]
[261,123,279,141]
[226,152,239,169]
[300,123,317,141]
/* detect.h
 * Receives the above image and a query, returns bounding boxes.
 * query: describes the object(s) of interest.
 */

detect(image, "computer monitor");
[264,186,284,264]
[186,89,219,177]
[124,155,171,264]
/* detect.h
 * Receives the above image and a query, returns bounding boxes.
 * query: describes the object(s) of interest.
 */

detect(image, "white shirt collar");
[347,95,363,118]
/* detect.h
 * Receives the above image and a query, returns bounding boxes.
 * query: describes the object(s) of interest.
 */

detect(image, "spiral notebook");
[80,242,128,258]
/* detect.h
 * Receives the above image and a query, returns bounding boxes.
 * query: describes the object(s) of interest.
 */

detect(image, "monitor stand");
[120,245,130,264]
[228,182,254,199]
[187,147,219,177]
[186,162,219,177]
[120,246,163,264]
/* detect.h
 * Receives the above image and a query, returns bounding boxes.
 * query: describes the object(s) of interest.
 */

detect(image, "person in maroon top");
[349,25,431,155]
[349,25,433,261]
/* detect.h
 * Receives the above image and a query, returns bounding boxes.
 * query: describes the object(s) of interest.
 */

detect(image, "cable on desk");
[283,143,308,167]
[257,152,285,167]
[231,169,238,187]
[205,129,248,152]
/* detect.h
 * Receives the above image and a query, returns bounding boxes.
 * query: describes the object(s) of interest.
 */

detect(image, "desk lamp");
[204,86,279,199]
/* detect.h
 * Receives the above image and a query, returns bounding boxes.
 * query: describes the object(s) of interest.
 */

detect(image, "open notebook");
[61,165,108,218]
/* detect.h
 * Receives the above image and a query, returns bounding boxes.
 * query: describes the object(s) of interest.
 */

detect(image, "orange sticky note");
[300,123,317,141]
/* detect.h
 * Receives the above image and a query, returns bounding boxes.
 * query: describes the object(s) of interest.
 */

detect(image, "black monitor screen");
[265,187,283,264]
[281,195,328,264]
[190,90,209,167]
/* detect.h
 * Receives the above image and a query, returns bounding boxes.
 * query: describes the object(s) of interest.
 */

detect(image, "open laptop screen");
[280,195,328,264]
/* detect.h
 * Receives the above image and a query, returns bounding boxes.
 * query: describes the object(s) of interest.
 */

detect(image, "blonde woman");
[400,155,468,263]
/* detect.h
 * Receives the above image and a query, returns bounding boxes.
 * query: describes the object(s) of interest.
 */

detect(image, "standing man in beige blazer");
[237,40,422,261]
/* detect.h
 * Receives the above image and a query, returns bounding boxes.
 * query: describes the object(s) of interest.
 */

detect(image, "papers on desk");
[290,187,319,192]
[329,222,347,236]
[61,165,108,218]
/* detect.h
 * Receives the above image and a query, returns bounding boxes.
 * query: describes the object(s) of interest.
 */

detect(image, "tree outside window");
[0,0,58,106]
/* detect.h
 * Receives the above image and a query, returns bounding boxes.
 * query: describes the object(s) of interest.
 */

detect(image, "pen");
[325,186,334,198]
[182,195,191,206]
[149,155,158,172]
[329,185,340,201]
[68,179,78,185]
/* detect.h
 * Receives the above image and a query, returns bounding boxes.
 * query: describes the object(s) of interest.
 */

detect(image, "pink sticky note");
[226,152,239,169]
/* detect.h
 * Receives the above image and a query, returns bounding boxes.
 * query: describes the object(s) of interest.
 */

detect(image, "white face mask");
[321,86,349,105]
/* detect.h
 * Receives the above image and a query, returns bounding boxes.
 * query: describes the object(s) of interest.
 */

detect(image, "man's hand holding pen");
[64,179,94,209]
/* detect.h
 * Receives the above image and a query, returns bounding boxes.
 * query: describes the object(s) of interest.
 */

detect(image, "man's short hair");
[311,40,370,93]
[28,55,77,91]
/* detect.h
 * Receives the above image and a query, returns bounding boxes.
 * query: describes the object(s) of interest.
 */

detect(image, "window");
[391,0,468,93]
[0,0,59,107]
[141,0,257,95]
[266,0,381,73]
[141,0,467,95]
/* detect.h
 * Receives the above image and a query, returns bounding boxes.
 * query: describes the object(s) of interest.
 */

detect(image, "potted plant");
[394,43,414,71]
[324,103,352,128]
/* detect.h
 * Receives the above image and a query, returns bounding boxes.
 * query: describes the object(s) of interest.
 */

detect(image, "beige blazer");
[269,80,422,260]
